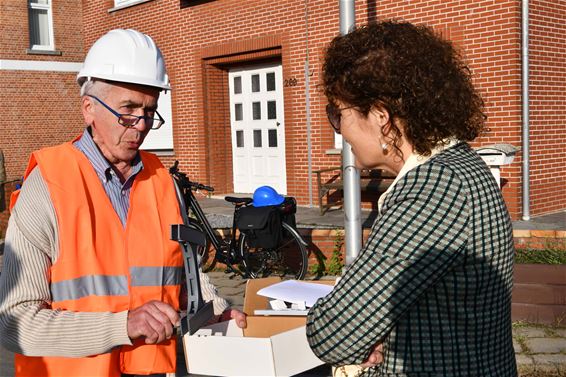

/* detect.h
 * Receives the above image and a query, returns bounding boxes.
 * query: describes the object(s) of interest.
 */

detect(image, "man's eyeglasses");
[326,103,356,134]
[87,95,165,130]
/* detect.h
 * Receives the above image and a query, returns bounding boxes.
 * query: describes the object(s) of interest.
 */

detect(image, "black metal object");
[170,167,214,335]
[170,224,214,335]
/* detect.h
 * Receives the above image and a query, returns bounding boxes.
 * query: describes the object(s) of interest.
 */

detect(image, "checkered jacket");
[306,142,517,376]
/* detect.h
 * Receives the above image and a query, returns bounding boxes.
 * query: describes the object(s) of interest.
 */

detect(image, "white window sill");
[109,0,154,12]
[26,49,62,56]
[325,148,342,155]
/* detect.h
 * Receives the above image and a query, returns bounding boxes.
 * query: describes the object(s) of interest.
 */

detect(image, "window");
[267,101,277,120]
[233,76,242,94]
[268,129,278,147]
[28,0,54,51]
[140,90,174,150]
[111,0,156,10]
[114,0,136,6]
[253,130,262,147]
[252,102,261,120]
[235,103,243,121]
[236,130,244,148]
[266,72,276,91]
[251,74,260,92]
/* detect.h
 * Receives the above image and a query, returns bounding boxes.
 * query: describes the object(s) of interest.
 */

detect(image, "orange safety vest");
[11,142,183,376]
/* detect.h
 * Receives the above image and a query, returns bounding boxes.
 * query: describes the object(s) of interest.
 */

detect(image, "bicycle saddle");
[224,196,253,205]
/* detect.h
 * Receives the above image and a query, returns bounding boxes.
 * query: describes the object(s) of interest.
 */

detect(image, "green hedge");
[515,248,566,265]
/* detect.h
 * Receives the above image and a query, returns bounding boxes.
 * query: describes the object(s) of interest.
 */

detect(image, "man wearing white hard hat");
[0,29,245,376]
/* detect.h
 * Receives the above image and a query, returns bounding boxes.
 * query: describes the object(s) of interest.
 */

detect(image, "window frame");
[114,0,143,7]
[140,89,174,151]
[109,0,154,12]
[28,0,55,51]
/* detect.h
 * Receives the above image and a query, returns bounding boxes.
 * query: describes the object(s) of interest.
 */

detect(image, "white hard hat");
[77,29,170,91]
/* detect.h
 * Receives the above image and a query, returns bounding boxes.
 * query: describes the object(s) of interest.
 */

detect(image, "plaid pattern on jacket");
[306,143,517,376]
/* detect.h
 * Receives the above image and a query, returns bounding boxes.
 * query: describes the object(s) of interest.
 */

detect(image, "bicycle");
[169,161,309,280]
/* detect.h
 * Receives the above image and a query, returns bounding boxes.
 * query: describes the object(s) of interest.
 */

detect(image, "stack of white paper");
[255,280,335,316]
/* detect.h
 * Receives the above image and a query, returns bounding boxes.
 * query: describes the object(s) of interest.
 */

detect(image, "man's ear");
[81,96,95,126]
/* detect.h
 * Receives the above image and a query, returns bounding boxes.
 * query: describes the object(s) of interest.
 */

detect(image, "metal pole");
[339,0,362,265]
[305,0,313,207]
[521,0,531,221]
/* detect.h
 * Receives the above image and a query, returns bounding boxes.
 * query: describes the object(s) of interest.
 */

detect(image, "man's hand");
[360,343,383,368]
[219,308,247,328]
[127,300,180,344]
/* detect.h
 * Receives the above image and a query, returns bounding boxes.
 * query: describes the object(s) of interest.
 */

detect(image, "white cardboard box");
[182,277,330,376]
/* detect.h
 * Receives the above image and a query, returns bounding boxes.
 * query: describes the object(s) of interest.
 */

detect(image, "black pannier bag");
[279,197,297,228]
[236,205,282,249]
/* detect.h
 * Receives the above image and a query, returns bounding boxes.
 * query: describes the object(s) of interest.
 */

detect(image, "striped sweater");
[0,166,228,358]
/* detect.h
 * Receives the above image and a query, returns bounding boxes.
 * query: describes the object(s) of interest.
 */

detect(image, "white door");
[229,63,287,194]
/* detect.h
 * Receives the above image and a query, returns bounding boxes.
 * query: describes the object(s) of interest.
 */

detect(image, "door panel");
[229,63,287,194]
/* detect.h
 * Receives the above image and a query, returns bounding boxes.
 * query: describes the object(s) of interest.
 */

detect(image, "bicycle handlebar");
[169,161,215,193]
[191,182,214,192]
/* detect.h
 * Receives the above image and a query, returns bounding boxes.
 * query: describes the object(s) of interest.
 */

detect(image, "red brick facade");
[1,0,565,236]
[0,0,85,234]
[528,1,566,216]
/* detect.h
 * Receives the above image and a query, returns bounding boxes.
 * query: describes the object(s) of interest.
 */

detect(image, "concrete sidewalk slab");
[201,195,566,231]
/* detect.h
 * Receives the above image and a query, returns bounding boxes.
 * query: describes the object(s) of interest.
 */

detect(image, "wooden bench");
[314,166,395,215]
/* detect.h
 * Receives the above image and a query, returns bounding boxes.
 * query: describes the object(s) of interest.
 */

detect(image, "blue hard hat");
[252,186,285,207]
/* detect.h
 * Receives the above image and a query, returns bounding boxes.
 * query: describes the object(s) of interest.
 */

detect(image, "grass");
[513,320,566,330]
[513,333,530,354]
[515,247,566,265]
[519,370,564,377]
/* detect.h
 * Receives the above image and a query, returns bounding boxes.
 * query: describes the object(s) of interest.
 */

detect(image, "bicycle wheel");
[186,221,216,272]
[239,222,308,280]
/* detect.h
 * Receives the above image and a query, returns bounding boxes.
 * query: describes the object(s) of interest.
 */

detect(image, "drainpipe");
[339,0,362,266]
[521,0,531,221]
[305,0,313,207]
[0,149,5,212]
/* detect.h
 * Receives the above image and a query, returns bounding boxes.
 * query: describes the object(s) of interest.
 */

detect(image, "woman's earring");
[381,143,389,151]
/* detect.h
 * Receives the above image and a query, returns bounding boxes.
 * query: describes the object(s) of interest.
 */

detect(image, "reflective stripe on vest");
[14,142,183,377]
[130,266,184,287]
[50,267,183,302]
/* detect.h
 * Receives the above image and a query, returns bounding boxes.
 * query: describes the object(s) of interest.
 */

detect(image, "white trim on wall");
[0,59,82,72]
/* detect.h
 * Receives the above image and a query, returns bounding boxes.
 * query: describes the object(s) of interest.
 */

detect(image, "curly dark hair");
[322,20,486,156]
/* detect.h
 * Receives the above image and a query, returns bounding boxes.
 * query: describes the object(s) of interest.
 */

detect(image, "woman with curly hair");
[306,21,517,376]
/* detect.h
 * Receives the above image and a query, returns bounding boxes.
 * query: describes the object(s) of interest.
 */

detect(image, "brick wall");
[78,0,564,222]
[1,0,85,61]
[0,0,85,234]
[1,0,563,239]
[528,0,566,216]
